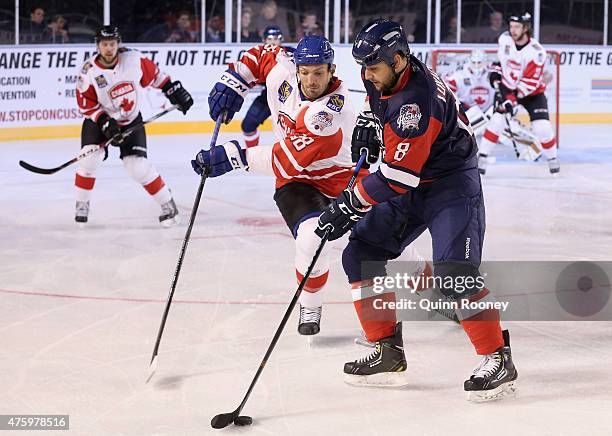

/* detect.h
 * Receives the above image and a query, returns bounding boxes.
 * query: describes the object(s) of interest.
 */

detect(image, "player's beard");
[99,52,118,66]
[381,64,408,95]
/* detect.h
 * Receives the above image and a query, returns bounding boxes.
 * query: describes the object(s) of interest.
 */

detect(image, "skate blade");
[161,216,181,228]
[344,371,409,387]
[76,222,87,229]
[466,380,517,403]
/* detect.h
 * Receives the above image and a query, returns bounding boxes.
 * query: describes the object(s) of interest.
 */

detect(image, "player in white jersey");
[478,13,559,175]
[74,26,193,226]
[445,49,495,114]
[191,35,368,335]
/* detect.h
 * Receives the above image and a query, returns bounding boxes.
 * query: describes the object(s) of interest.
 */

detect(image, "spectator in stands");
[166,11,197,42]
[442,16,464,42]
[233,7,260,42]
[254,0,288,39]
[295,10,323,40]
[480,11,504,43]
[22,6,46,43]
[206,15,225,42]
[42,14,69,44]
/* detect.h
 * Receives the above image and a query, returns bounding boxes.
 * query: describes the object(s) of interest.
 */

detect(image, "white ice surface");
[1,125,611,435]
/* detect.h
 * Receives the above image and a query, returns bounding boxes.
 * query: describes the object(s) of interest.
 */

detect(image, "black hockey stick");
[18,106,177,175]
[503,113,520,159]
[211,152,367,429]
[493,82,520,159]
[146,114,224,384]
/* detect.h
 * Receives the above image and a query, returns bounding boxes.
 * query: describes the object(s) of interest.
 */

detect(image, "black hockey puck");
[234,415,253,426]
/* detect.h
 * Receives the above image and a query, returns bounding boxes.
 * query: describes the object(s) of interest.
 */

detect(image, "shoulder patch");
[81,61,92,74]
[278,80,293,103]
[397,103,422,131]
[326,94,344,112]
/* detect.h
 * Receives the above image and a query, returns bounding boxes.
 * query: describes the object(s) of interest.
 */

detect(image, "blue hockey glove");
[191,140,248,177]
[208,69,250,123]
[315,189,371,241]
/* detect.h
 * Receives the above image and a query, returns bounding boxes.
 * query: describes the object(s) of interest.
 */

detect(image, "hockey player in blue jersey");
[315,19,518,401]
[241,26,287,147]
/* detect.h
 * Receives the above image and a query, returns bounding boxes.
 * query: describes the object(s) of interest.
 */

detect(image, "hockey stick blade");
[18,106,177,176]
[211,410,238,429]
[145,355,159,384]
[19,159,73,175]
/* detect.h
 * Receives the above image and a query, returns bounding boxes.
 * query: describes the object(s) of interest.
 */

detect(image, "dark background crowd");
[0,0,609,45]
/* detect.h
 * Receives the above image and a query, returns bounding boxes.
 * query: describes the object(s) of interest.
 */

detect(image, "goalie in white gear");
[477,13,559,175]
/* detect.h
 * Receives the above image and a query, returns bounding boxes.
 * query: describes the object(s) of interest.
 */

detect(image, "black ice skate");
[548,157,560,174]
[159,198,179,227]
[344,322,408,387]
[298,305,321,335]
[464,329,518,402]
[75,200,90,226]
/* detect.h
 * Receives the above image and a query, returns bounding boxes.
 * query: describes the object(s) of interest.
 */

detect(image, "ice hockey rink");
[1,125,611,436]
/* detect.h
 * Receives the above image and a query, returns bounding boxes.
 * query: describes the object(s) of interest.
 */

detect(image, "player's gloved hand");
[191,140,248,177]
[351,111,382,168]
[97,113,124,145]
[496,93,517,116]
[488,70,502,88]
[208,69,250,124]
[315,189,371,241]
[162,80,193,115]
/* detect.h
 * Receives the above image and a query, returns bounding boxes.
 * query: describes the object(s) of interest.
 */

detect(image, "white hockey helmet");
[468,49,486,77]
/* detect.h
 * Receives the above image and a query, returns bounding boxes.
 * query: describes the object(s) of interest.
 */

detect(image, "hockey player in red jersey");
[478,12,559,175]
[75,26,193,226]
[191,35,372,336]
[316,19,518,401]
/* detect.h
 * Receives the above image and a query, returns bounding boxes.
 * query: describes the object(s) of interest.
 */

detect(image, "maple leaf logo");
[120,98,134,112]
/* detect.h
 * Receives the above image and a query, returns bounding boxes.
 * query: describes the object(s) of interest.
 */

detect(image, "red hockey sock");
[459,289,504,355]
[75,173,96,190]
[352,280,396,342]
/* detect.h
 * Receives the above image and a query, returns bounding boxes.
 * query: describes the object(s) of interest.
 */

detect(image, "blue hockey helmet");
[263,25,283,41]
[352,18,409,68]
[294,35,334,66]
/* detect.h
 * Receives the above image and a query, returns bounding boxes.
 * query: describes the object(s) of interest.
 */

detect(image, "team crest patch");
[326,94,344,112]
[310,111,334,132]
[505,45,510,55]
[398,103,422,131]
[278,81,293,103]
[81,61,93,74]
[95,75,108,88]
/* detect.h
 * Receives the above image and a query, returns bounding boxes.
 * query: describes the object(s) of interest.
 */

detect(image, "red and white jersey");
[444,66,494,111]
[76,48,170,125]
[496,32,547,98]
[230,44,362,197]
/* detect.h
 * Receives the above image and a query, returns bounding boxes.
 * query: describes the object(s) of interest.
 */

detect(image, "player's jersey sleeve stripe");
[379,162,421,188]
[231,45,282,85]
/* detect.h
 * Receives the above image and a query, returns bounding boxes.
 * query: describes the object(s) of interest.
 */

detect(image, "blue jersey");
[355,56,478,205]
